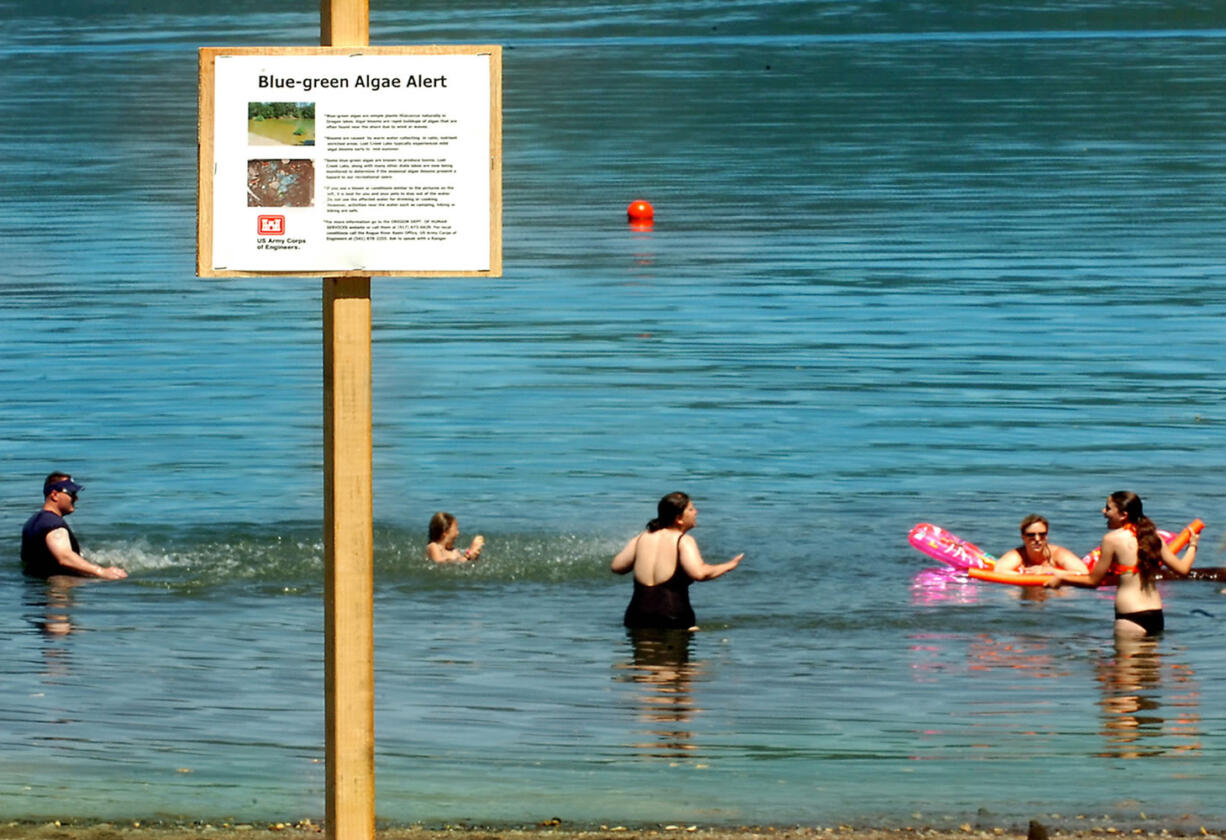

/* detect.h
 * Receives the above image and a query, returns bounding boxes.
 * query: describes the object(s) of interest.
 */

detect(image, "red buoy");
[627,199,654,221]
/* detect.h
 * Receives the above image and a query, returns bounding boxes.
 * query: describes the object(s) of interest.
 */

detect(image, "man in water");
[20,473,128,580]
[994,513,1088,575]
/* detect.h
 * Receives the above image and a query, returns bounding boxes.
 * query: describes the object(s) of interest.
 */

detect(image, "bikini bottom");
[1115,608,1164,636]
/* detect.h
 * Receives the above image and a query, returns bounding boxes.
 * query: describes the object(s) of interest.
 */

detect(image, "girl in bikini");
[1045,491,1198,637]
[610,492,743,630]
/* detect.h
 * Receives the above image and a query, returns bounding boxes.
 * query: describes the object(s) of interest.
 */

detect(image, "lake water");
[3,0,1226,830]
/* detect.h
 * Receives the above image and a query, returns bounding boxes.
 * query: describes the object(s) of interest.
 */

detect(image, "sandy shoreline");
[3,821,1226,840]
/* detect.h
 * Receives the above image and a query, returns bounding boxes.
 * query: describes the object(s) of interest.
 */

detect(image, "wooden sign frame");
[197,45,501,278]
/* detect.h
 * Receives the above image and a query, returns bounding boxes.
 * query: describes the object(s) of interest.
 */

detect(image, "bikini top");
[1111,524,1139,576]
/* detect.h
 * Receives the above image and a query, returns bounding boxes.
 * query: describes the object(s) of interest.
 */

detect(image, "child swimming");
[425,511,485,564]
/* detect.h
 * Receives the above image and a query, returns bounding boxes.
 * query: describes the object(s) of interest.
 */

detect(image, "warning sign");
[198,46,501,277]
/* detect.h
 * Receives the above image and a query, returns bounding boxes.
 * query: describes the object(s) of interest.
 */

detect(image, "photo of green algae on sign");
[248,101,315,146]
[246,159,314,207]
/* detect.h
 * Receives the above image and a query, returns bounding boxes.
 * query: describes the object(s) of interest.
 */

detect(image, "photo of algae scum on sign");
[248,101,316,146]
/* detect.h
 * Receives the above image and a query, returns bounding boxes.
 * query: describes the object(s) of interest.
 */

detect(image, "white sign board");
[198,46,501,277]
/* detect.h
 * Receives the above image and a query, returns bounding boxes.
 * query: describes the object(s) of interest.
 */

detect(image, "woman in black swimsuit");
[1046,491,1198,637]
[611,492,743,630]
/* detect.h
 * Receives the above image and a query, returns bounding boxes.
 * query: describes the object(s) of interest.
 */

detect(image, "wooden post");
[321,4,373,840]
[323,277,374,840]
[322,0,369,49]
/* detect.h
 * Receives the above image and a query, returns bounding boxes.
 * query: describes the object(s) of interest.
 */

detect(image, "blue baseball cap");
[44,477,83,498]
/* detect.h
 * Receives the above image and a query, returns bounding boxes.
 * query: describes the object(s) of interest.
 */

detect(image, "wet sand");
[3,821,1224,840]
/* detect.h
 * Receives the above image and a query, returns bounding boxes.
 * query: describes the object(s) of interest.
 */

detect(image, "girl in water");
[1045,491,1198,637]
[425,512,484,564]
[611,492,743,630]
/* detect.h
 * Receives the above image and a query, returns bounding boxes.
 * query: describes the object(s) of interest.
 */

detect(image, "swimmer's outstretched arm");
[46,528,127,579]
[1046,539,1113,589]
[678,534,742,581]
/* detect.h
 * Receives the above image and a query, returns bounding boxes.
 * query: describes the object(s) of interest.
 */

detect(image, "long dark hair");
[646,492,690,532]
[1111,490,1163,586]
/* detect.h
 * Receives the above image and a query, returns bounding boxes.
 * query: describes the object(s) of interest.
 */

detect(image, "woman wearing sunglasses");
[993,513,1088,575]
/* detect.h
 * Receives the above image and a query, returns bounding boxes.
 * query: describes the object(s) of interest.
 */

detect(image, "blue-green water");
[3,0,1226,829]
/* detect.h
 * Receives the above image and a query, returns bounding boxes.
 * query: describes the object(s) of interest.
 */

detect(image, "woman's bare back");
[632,529,682,586]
